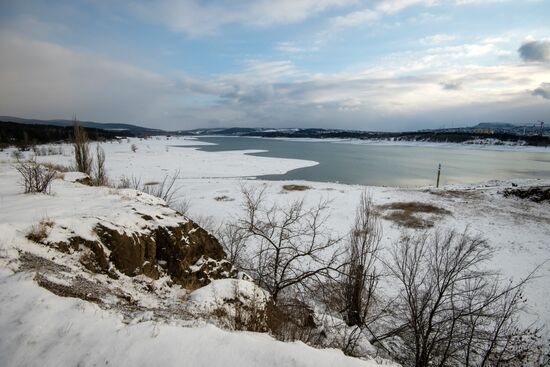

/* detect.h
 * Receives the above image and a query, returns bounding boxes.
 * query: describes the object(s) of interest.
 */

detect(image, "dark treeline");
[0,121,133,148]
[240,130,550,147]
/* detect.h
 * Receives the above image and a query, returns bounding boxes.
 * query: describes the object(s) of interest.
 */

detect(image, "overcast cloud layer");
[0,0,549,131]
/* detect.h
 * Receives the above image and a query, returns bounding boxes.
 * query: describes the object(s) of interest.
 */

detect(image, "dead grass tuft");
[282,184,311,192]
[378,201,451,229]
[26,218,54,243]
[214,195,234,202]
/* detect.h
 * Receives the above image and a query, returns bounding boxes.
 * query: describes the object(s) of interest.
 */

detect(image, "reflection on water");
[177,137,550,187]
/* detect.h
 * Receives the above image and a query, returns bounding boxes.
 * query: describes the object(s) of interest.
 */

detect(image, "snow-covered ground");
[1,136,549,365]
[0,270,385,367]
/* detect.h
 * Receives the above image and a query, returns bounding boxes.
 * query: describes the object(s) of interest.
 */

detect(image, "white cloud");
[0,32,192,127]
[420,33,456,45]
[275,41,319,54]
[1,31,549,131]
[129,0,358,36]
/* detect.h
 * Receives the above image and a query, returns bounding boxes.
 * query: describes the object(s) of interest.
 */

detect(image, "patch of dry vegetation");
[26,218,54,243]
[378,201,451,228]
[282,184,311,192]
[214,195,234,202]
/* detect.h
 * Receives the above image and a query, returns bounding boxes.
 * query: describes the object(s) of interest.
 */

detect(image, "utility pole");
[436,163,441,188]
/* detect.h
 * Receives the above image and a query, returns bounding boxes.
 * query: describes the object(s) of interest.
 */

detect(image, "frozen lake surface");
[180,136,550,186]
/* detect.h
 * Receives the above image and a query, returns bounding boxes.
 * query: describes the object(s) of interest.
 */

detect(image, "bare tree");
[385,229,542,367]
[93,144,107,186]
[15,159,57,194]
[341,191,383,327]
[237,185,342,302]
[73,120,92,175]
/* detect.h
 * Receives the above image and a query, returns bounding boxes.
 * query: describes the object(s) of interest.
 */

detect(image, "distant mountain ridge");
[0,116,163,134]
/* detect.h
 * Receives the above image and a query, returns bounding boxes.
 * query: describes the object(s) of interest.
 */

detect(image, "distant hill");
[0,121,123,148]
[0,116,163,135]
[176,124,550,147]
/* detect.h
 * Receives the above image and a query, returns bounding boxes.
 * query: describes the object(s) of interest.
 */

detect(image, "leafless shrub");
[73,120,92,175]
[217,223,248,269]
[92,144,107,186]
[117,171,181,204]
[172,196,192,217]
[191,214,216,233]
[141,170,180,204]
[383,229,542,367]
[15,159,57,194]
[236,185,343,302]
[117,175,141,190]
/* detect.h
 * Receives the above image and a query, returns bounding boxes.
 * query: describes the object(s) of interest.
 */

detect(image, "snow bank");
[0,270,383,367]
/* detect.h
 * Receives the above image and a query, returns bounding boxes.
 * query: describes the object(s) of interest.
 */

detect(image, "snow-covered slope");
[0,270,384,367]
[0,154,391,367]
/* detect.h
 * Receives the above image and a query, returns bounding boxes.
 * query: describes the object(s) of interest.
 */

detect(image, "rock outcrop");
[93,220,236,287]
[29,194,237,288]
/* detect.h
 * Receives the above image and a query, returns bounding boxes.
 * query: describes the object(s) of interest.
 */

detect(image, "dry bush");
[282,184,311,191]
[117,175,141,189]
[26,218,54,243]
[15,159,57,194]
[117,172,181,205]
[378,201,451,229]
[141,171,180,204]
[73,120,92,175]
[172,196,192,217]
[384,229,543,367]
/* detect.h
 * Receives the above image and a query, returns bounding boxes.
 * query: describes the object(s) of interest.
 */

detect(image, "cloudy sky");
[0,0,549,131]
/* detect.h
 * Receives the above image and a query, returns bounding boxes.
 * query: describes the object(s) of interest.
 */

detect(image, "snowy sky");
[0,0,549,131]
